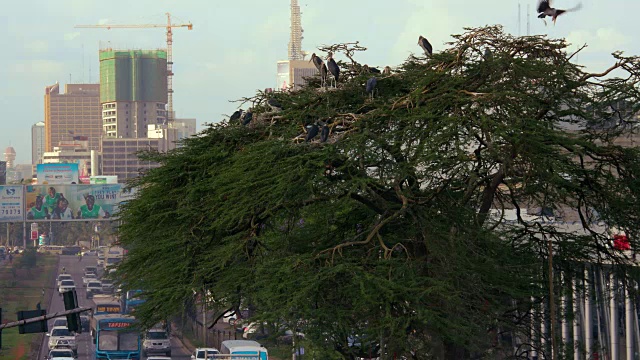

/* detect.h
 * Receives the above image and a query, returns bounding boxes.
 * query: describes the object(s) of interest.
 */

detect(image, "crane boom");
[75,13,193,123]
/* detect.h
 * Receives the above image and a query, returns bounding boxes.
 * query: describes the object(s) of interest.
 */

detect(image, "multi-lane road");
[39,254,192,359]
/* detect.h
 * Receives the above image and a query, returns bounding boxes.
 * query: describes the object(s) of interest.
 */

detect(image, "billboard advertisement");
[90,176,118,184]
[0,186,24,221]
[36,164,79,185]
[25,184,123,221]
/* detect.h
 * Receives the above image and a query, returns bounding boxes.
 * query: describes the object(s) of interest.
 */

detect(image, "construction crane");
[76,13,193,122]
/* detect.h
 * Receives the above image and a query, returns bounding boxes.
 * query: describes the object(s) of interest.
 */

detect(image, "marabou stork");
[537,0,582,25]
[418,35,433,57]
[327,52,340,88]
[230,110,242,122]
[305,124,319,142]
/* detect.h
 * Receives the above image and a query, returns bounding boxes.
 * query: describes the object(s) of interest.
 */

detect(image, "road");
[40,255,192,359]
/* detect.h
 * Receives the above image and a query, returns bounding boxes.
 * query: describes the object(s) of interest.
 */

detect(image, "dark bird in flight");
[366,77,377,100]
[230,110,242,122]
[320,63,328,88]
[242,110,253,126]
[382,66,392,75]
[327,52,340,87]
[320,125,330,143]
[537,0,582,25]
[305,124,319,142]
[418,35,433,56]
[310,53,324,72]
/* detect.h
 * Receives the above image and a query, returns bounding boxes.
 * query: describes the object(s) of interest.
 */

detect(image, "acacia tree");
[116,26,640,358]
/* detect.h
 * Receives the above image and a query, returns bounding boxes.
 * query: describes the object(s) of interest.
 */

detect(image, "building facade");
[276,60,317,91]
[99,49,168,139]
[101,138,164,182]
[44,83,102,152]
[171,118,197,145]
[31,121,45,167]
[42,140,96,183]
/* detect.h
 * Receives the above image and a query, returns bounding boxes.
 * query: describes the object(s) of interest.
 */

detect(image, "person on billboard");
[77,194,110,219]
[52,198,74,220]
[44,187,61,214]
[27,195,50,220]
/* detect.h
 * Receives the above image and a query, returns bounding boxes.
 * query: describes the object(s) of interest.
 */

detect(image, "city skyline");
[1,0,638,163]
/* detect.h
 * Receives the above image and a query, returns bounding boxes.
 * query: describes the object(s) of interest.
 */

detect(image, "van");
[219,340,268,360]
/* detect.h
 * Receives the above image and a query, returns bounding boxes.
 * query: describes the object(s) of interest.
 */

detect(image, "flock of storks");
[228,0,581,142]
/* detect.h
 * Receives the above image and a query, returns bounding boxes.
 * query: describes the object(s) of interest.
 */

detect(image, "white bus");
[219,340,268,360]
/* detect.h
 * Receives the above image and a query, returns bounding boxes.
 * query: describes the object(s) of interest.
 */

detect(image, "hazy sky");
[0,0,637,163]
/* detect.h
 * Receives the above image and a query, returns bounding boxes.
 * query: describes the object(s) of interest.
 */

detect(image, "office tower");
[32,121,45,166]
[44,83,102,152]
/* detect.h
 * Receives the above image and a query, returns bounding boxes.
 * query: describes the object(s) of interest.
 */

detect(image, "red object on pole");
[30,231,38,240]
[613,234,631,251]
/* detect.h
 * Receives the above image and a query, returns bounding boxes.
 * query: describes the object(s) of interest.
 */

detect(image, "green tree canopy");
[116,26,640,358]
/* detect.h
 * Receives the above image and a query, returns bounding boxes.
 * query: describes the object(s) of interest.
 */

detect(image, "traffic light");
[17,309,46,334]
[62,290,81,333]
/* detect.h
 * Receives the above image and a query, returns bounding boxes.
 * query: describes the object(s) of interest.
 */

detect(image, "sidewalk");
[171,321,197,353]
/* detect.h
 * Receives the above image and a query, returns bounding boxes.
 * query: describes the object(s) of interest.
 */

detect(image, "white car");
[58,279,76,294]
[51,317,67,328]
[47,326,77,353]
[142,328,171,357]
[56,274,72,288]
[46,348,75,360]
[82,273,97,286]
[191,348,220,359]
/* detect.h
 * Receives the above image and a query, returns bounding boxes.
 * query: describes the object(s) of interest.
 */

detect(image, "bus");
[124,290,146,314]
[91,314,140,359]
[93,295,122,316]
[220,340,268,360]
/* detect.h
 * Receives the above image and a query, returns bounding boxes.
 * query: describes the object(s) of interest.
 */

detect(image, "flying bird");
[320,63,328,88]
[242,110,253,126]
[366,77,377,100]
[382,66,392,75]
[310,53,324,72]
[230,110,242,122]
[537,0,582,25]
[327,53,340,88]
[320,125,330,143]
[418,35,433,56]
[305,124,319,142]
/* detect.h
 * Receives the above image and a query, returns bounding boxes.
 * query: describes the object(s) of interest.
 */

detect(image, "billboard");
[37,164,79,185]
[0,186,23,221]
[90,176,118,184]
[25,184,123,221]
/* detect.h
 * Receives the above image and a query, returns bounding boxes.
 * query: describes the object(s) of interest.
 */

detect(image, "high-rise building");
[31,122,45,166]
[101,137,167,183]
[277,1,316,90]
[171,118,197,145]
[3,147,15,169]
[277,60,317,91]
[44,83,102,152]
[99,49,168,139]
[288,0,304,61]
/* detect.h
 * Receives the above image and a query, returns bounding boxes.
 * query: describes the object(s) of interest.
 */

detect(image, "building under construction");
[99,49,168,139]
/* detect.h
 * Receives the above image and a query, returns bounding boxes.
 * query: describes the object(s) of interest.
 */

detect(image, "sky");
[0,0,638,163]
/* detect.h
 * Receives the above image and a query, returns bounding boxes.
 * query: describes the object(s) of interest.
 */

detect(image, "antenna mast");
[527,4,531,36]
[518,3,521,36]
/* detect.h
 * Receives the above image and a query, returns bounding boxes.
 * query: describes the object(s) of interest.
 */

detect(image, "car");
[51,317,67,328]
[47,326,77,354]
[46,348,76,359]
[58,279,76,294]
[191,348,220,359]
[142,328,171,357]
[86,281,102,299]
[100,279,115,294]
[81,250,97,256]
[147,357,172,360]
[82,273,97,286]
[56,274,72,288]
[84,266,98,275]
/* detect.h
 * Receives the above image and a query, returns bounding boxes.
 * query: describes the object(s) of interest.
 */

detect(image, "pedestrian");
[8,253,12,263]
